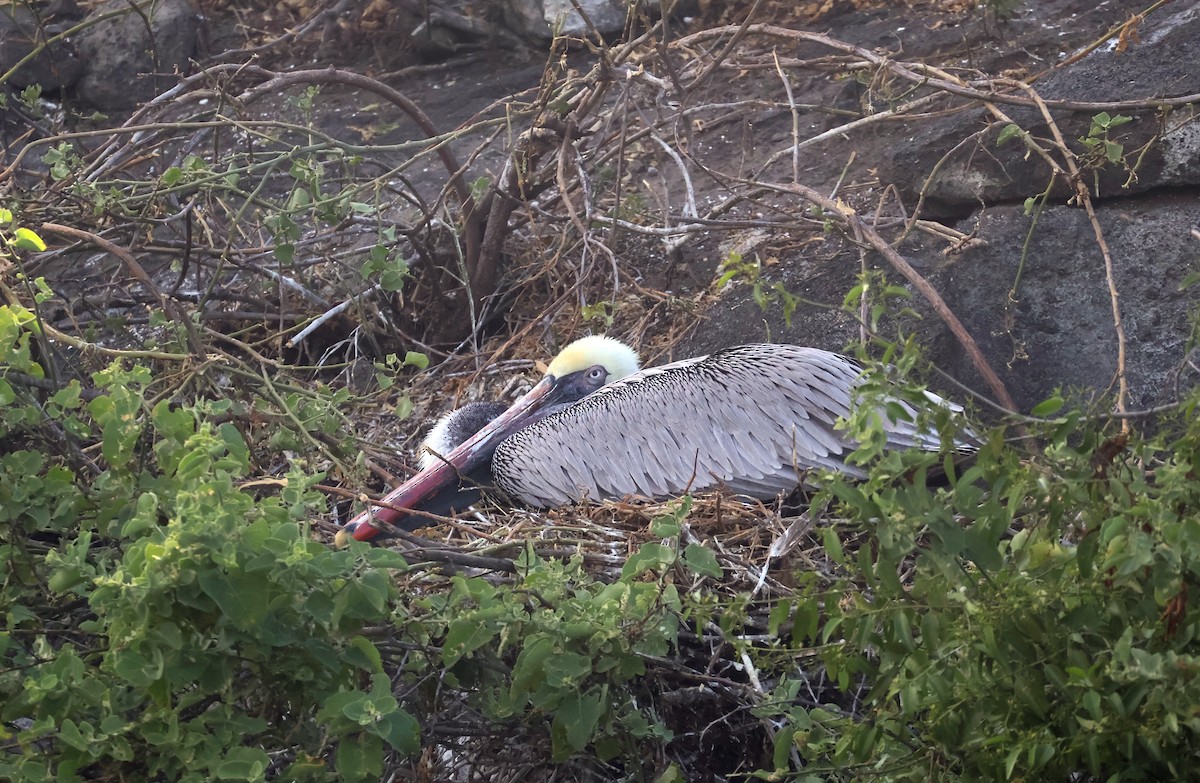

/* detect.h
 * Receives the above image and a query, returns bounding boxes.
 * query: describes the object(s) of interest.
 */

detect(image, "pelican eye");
[586,366,606,382]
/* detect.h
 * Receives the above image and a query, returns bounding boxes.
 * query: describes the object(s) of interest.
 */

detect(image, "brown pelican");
[340,335,970,542]
[418,401,510,470]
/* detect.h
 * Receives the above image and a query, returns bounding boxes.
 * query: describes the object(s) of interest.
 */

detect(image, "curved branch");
[39,222,207,358]
[675,25,1200,113]
[754,182,1019,414]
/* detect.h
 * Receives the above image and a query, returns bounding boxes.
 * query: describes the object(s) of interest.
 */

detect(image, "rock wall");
[682,4,1199,415]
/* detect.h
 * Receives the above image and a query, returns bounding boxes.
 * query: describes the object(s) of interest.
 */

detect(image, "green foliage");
[0,306,414,782]
[0,210,47,254]
[371,351,428,397]
[714,251,799,326]
[42,143,85,182]
[756,388,1200,781]
[581,300,616,328]
[412,510,693,762]
[842,268,918,337]
[1080,111,1134,167]
[995,122,1028,148]
[360,242,410,292]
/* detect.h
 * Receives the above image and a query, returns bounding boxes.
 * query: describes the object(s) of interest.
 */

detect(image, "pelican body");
[342,336,968,542]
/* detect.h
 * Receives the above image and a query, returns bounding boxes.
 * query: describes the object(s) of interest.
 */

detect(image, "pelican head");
[545,334,640,382]
[342,336,640,541]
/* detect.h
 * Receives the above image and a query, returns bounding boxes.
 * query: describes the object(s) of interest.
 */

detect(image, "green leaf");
[48,565,86,594]
[442,616,499,666]
[364,547,409,570]
[12,227,47,252]
[470,176,491,201]
[197,570,269,628]
[344,636,384,673]
[682,543,722,578]
[1029,742,1055,769]
[822,526,844,564]
[109,645,164,687]
[1031,395,1065,416]
[543,650,592,689]
[319,690,365,723]
[215,747,269,780]
[650,515,681,538]
[770,724,796,770]
[792,599,818,645]
[152,399,195,442]
[768,598,791,637]
[334,732,383,783]
[653,763,685,783]
[552,688,605,757]
[1005,745,1022,779]
[621,542,675,578]
[50,381,82,409]
[381,267,406,292]
[652,497,691,536]
[964,521,1003,572]
[349,569,390,615]
[996,123,1024,146]
[58,719,91,752]
[510,635,556,703]
[374,708,420,755]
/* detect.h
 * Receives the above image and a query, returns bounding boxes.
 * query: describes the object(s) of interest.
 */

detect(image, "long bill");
[341,375,560,542]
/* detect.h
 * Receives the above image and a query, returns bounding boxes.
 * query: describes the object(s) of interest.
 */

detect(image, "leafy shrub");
[763,400,1200,781]
[0,299,415,781]
[4,219,1200,780]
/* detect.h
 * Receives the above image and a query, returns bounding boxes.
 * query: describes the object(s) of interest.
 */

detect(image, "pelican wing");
[491,345,954,507]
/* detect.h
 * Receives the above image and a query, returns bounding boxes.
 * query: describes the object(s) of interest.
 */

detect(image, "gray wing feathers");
[493,345,959,507]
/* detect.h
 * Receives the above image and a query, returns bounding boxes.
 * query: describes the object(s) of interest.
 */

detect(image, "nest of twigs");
[346,493,845,593]
[318,481,882,782]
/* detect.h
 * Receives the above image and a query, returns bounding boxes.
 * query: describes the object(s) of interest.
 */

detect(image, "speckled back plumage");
[491,344,964,507]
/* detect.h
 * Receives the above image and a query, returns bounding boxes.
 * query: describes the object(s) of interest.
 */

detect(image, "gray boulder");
[0,1,84,92]
[682,6,1200,415]
[74,0,200,110]
[941,196,1197,412]
[505,0,631,38]
[880,5,1200,210]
